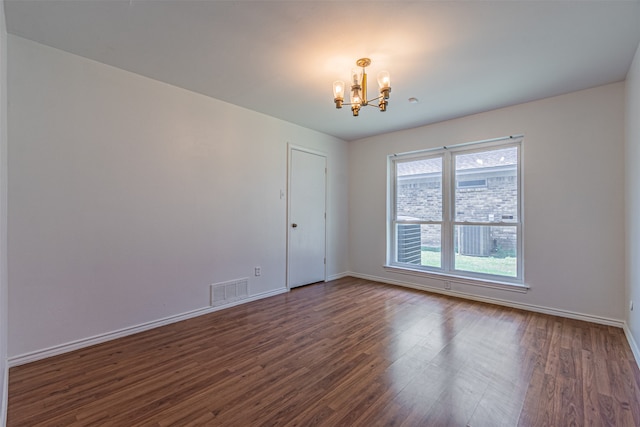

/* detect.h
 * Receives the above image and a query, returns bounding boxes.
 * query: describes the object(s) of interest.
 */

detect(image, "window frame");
[387,136,525,289]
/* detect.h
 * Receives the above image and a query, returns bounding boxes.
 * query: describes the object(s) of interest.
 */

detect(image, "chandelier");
[332,58,391,116]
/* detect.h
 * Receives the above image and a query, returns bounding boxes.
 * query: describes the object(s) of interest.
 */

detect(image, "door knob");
[292,223,298,228]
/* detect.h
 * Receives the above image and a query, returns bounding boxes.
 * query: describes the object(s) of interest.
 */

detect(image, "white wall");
[7,35,348,359]
[349,83,626,322]
[626,41,640,355]
[0,1,7,423]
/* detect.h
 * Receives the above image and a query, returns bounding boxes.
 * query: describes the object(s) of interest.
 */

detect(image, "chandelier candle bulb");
[351,69,361,86]
[377,71,391,99]
[351,87,361,116]
[350,89,360,104]
[333,81,345,108]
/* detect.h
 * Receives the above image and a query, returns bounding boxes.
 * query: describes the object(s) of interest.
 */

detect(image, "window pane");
[454,147,518,223]
[397,224,441,268]
[396,157,442,221]
[453,225,517,277]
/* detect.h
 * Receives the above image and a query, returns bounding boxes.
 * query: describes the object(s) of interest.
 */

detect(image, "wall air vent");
[210,278,249,307]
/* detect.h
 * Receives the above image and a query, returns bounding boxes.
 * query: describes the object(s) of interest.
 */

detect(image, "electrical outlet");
[444,281,451,290]
[255,267,261,277]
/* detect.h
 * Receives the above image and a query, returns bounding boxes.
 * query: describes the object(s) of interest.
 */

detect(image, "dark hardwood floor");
[8,277,640,426]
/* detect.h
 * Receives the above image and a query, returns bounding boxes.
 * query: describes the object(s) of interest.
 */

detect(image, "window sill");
[383,265,529,293]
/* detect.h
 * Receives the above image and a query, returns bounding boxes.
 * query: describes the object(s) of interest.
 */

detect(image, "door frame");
[286,144,327,290]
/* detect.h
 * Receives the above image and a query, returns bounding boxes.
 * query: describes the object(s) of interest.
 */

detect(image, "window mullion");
[389,160,398,264]
[442,151,453,273]
[452,221,519,227]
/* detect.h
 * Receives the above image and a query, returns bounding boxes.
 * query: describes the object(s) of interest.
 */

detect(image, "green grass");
[421,250,516,277]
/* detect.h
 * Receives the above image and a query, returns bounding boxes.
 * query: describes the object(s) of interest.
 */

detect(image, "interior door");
[288,147,326,288]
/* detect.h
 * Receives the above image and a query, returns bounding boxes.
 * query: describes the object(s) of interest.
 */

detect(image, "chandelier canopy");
[333,58,391,116]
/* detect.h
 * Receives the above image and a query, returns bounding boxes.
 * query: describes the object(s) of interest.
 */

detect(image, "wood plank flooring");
[8,277,640,426]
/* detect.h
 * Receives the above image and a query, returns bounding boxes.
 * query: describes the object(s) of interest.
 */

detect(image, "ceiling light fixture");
[333,58,391,116]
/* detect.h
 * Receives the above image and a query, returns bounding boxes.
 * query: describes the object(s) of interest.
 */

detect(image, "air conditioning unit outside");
[459,225,492,257]
[397,223,421,264]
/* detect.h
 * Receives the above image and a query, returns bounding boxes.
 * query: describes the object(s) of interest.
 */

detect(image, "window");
[457,179,487,189]
[389,137,523,285]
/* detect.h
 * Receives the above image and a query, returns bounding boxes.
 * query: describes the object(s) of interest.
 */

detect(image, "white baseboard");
[326,271,350,281]
[623,323,640,367]
[347,272,625,328]
[8,287,288,368]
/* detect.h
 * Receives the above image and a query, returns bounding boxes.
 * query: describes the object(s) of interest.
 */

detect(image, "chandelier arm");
[339,94,386,107]
[364,95,384,105]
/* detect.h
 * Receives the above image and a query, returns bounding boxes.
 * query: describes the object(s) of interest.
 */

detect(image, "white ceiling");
[5,0,640,141]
